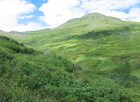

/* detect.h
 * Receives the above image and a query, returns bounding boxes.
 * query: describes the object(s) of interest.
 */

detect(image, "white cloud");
[10,22,46,31]
[39,0,86,28]
[40,0,140,28]
[18,15,34,19]
[127,8,140,21]
[80,0,140,21]
[80,0,140,10]
[0,0,43,31]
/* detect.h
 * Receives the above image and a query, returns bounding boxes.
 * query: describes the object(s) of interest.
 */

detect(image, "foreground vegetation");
[0,36,134,102]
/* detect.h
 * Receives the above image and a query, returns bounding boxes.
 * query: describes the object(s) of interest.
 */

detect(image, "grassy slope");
[17,13,140,101]
[1,36,134,102]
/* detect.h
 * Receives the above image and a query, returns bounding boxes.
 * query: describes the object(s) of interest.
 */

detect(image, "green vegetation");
[0,36,133,102]
[0,13,140,101]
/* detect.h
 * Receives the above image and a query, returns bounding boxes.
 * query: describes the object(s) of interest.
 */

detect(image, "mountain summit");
[82,13,122,22]
[59,13,122,28]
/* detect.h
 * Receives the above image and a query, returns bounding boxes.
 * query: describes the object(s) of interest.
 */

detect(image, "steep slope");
[0,36,133,102]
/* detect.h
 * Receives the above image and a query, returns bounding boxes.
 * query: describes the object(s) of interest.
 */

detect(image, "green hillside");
[1,36,135,102]
[1,13,140,101]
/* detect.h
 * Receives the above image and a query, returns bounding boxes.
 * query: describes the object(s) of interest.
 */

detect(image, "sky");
[0,0,140,32]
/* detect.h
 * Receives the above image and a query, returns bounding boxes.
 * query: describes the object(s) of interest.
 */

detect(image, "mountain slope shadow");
[66,26,130,40]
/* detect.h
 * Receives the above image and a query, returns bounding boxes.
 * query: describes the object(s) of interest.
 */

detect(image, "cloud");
[0,0,44,31]
[80,0,140,10]
[39,0,86,28]
[40,0,140,28]
[127,7,140,21]
[80,0,140,20]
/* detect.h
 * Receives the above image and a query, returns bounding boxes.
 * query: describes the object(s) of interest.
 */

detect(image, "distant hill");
[0,30,28,40]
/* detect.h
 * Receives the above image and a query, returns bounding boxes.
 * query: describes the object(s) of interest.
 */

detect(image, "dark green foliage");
[0,36,132,102]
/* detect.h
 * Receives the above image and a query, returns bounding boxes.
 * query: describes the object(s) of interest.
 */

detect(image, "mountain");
[58,13,122,29]
[0,30,8,35]
[1,13,140,101]
[0,30,28,40]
